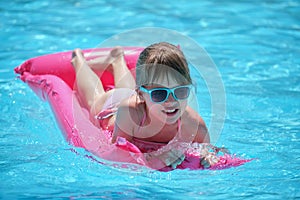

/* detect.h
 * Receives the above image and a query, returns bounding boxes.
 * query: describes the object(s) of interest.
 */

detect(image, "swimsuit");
[95,88,136,132]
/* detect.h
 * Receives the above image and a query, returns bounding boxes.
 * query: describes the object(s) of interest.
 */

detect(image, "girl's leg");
[109,47,136,90]
[89,47,136,115]
[71,47,136,117]
[71,48,106,113]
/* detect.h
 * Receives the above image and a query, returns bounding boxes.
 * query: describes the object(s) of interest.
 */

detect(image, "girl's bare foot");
[71,48,86,71]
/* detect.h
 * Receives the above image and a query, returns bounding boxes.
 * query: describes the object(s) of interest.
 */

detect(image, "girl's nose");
[165,92,176,102]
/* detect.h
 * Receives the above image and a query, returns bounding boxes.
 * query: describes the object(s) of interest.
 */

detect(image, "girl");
[71,42,212,169]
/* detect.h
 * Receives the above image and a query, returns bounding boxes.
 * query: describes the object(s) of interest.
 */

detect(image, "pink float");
[15,47,251,171]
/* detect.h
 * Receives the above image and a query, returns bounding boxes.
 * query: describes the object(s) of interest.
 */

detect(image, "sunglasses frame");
[139,85,193,103]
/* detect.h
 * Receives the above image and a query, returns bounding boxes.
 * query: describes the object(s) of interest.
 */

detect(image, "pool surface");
[1,1,299,199]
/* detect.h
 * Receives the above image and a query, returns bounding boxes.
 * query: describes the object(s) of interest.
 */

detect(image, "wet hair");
[136,42,192,87]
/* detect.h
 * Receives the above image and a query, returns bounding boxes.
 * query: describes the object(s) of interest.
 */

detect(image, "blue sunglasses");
[139,85,192,103]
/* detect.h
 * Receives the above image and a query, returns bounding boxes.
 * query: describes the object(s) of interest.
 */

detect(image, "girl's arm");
[181,107,210,144]
[111,98,142,143]
[194,117,210,143]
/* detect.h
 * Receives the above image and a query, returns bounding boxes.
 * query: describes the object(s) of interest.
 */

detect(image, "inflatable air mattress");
[15,47,251,171]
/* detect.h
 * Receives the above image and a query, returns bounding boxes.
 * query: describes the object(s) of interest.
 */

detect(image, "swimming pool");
[1,0,299,199]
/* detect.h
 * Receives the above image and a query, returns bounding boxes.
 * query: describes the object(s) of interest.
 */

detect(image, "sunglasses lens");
[151,89,168,102]
[174,87,190,99]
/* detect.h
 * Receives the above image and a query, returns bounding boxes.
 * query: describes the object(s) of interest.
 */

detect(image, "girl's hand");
[162,149,185,169]
[145,148,185,169]
[187,143,227,169]
[200,151,220,168]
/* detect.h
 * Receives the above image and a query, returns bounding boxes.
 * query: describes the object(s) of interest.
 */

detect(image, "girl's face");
[141,75,189,125]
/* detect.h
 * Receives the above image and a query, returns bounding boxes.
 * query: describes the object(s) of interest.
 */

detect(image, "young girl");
[71,42,212,169]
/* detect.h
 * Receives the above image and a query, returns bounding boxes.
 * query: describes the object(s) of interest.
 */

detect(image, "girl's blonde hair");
[136,42,192,87]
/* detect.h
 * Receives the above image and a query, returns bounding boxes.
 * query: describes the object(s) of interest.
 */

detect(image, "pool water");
[1,0,299,199]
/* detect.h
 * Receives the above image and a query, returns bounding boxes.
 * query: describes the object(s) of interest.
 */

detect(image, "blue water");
[1,0,300,199]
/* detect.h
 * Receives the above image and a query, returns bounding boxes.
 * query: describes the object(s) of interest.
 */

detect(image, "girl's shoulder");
[182,106,209,143]
[183,106,203,121]
[183,106,207,128]
[117,93,145,124]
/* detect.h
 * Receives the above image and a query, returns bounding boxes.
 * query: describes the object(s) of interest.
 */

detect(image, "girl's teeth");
[165,109,176,113]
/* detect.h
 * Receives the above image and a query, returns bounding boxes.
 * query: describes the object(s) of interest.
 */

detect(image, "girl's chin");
[162,110,181,124]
